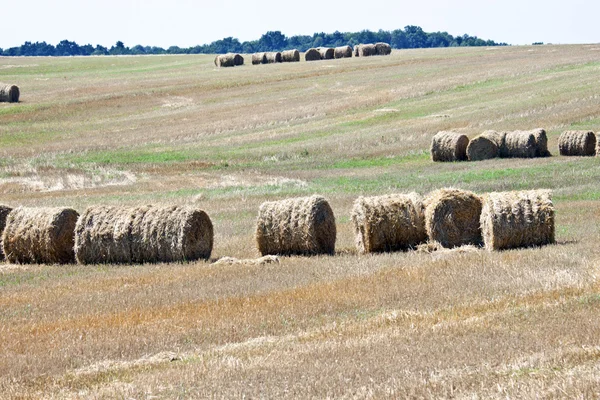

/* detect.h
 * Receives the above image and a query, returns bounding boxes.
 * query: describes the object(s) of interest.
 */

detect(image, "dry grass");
[2,45,600,397]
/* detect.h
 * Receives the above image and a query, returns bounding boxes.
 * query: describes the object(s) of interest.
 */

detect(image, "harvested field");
[2,45,600,398]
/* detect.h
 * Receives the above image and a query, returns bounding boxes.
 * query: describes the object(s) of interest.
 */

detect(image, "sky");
[2,0,598,49]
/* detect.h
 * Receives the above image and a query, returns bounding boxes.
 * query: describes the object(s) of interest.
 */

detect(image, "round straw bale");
[0,205,12,260]
[375,42,392,55]
[318,47,334,60]
[351,193,426,253]
[430,131,469,162]
[215,54,236,67]
[305,48,321,61]
[359,44,377,57]
[3,207,79,264]
[558,130,596,156]
[281,49,300,62]
[0,84,20,103]
[334,45,353,59]
[255,195,336,256]
[466,130,505,161]
[265,52,282,63]
[480,190,555,251]
[75,205,213,264]
[252,53,267,65]
[530,128,550,157]
[424,189,483,248]
[501,130,537,158]
[233,54,244,66]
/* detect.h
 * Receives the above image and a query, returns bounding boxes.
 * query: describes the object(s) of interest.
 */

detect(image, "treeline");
[0,26,506,57]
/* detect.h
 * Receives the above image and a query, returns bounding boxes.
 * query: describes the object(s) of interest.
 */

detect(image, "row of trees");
[0,26,506,57]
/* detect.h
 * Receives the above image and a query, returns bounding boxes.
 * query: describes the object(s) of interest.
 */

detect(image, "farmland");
[2,44,600,398]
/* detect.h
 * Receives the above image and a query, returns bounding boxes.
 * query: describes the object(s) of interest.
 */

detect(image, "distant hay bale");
[281,49,300,62]
[252,53,267,65]
[375,42,392,56]
[215,53,242,67]
[3,207,79,264]
[501,130,537,158]
[424,189,483,248]
[255,195,336,256]
[559,130,596,156]
[75,205,213,264]
[480,190,555,251]
[0,206,12,260]
[466,130,506,161]
[0,84,19,103]
[359,44,377,57]
[430,131,469,162]
[305,48,321,61]
[530,128,550,157]
[334,45,353,59]
[318,47,334,60]
[351,193,426,253]
[265,52,282,63]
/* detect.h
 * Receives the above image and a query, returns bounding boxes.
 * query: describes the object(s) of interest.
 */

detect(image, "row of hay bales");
[0,189,554,264]
[354,43,392,57]
[252,50,301,64]
[0,205,213,264]
[0,83,20,103]
[431,129,551,162]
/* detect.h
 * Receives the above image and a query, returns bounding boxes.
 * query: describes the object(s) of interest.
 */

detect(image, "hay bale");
[530,128,550,157]
[75,205,213,264]
[351,193,426,253]
[354,45,360,57]
[233,54,244,66]
[215,53,237,67]
[424,189,483,248]
[305,48,321,61]
[252,53,267,65]
[480,190,555,251]
[0,205,12,260]
[281,49,300,62]
[359,44,377,57]
[3,207,79,264]
[558,130,596,156]
[375,42,392,56]
[265,52,282,63]
[430,131,469,162]
[466,130,506,161]
[334,45,353,59]
[255,195,336,256]
[318,47,334,60]
[501,130,537,158]
[0,84,19,103]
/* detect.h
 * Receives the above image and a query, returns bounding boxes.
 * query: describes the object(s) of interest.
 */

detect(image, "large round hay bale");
[0,205,12,260]
[255,195,336,256]
[75,205,213,264]
[265,52,282,63]
[375,42,392,56]
[466,130,506,161]
[531,128,550,157]
[0,84,19,103]
[305,48,321,61]
[502,131,537,158]
[215,53,236,67]
[359,44,376,57]
[318,47,334,60]
[424,189,483,248]
[3,207,79,264]
[281,49,300,62]
[480,190,555,251]
[558,130,596,156]
[351,193,426,253]
[334,45,353,59]
[430,131,469,162]
[233,54,244,66]
[252,53,267,65]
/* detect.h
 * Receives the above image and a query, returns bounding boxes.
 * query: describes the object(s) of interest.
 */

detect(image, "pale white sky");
[3,0,598,48]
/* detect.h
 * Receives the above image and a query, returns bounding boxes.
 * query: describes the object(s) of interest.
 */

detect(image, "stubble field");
[2,44,600,398]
